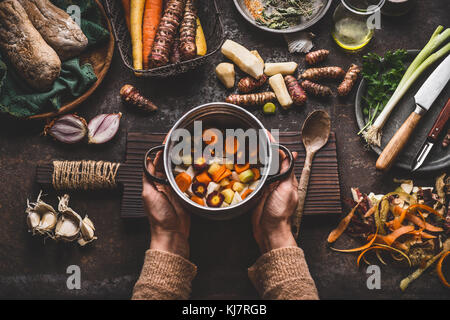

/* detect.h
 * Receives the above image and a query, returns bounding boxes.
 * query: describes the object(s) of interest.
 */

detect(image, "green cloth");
[0,0,110,118]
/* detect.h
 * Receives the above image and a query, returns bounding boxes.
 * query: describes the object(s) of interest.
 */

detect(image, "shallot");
[87,113,122,144]
[44,114,88,144]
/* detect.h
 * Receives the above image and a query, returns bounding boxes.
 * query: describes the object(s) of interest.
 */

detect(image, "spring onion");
[363,26,450,146]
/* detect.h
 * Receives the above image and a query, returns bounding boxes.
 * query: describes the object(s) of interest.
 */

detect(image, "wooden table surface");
[0,0,449,299]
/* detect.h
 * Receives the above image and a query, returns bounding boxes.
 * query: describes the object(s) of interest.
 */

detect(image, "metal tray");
[355,50,450,173]
[233,0,332,34]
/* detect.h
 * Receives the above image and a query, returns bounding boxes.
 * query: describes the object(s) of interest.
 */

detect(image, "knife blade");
[376,54,450,171]
[411,98,450,172]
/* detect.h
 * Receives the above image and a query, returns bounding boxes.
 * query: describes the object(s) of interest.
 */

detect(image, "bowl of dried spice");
[234,0,332,33]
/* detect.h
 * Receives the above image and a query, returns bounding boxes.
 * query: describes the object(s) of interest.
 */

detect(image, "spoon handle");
[293,151,314,238]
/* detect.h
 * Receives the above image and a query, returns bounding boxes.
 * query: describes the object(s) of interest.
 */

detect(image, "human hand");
[252,150,299,254]
[142,151,191,258]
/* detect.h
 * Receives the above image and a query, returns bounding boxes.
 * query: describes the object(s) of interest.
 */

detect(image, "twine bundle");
[52,161,120,190]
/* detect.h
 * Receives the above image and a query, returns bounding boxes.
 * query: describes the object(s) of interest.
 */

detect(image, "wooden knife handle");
[427,98,450,142]
[376,112,422,171]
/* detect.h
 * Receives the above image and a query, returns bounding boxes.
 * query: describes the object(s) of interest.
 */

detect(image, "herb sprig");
[255,0,317,30]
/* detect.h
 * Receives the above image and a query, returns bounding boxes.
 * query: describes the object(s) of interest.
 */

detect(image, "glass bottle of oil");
[332,0,385,51]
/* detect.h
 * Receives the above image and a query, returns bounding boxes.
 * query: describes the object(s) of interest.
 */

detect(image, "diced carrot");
[217,169,232,182]
[235,163,250,174]
[212,165,227,182]
[225,136,239,155]
[175,172,192,193]
[191,196,205,206]
[241,189,253,200]
[203,129,220,145]
[196,171,211,185]
[251,168,260,180]
[227,181,236,189]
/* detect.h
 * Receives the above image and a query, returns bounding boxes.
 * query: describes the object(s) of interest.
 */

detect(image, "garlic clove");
[44,114,88,144]
[26,211,40,232]
[36,211,58,232]
[87,113,122,144]
[80,215,96,240]
[55,216,80,241]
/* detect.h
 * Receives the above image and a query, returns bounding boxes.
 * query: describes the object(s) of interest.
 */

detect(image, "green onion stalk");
[364,26,450,147]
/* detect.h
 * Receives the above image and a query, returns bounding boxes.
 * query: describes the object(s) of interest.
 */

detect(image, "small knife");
[411,98,450,172]
[376,54,450,171]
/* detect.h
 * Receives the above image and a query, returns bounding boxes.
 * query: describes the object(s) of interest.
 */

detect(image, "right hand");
[251,150,299,254]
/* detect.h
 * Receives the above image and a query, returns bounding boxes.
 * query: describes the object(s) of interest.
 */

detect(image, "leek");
[364,26,450,146]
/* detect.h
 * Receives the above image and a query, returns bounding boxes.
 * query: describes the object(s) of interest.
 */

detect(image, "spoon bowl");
[302,110,331,154]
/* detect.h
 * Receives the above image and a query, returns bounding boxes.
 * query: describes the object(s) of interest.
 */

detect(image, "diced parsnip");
[220,178,230,188]
[251,50,264,64]
[231,171,240,182]
[221,202,230,208]
[215,63,235,89]
[239,185,249,196]
[207,182,220,195]
[221,40,264,79]
[264,62,298,76]
[208,163,222,175]
[231,191,243,205]
[174,165,185,175]
[269,74,293,109]
[221,189,235,204]
[185,166,195,179]
[232,182,245,193]
[248,180,260,190]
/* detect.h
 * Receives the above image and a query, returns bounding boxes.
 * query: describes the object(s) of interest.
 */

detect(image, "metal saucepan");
[143,102,294,220]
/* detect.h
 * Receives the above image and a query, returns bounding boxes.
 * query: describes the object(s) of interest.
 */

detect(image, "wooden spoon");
[293,110,331,238]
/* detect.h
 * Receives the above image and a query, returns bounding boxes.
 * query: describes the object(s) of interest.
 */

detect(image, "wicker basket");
[104,0,224,77]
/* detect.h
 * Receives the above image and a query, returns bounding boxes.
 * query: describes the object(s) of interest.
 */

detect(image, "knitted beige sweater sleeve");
[248,247,319,300]
[132,249,197,300]
[132,246,318,300]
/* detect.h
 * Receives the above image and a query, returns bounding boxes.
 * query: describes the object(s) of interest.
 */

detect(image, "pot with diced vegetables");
[144,102,294,220]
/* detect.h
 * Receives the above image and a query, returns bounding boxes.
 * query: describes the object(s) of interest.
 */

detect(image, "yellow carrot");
[130,0,146,71]
[195,17,207,56]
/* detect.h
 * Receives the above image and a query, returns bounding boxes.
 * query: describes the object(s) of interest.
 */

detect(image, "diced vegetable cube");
[232,182,245,193]
[207,182,220,195]
[231,191,242,205]
[208,163,222,176]
[238,169,254,183]
[221,189,235,204]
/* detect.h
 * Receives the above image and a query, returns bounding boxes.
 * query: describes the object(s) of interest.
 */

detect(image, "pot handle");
[265,144,294,184]
[143,145,169,185]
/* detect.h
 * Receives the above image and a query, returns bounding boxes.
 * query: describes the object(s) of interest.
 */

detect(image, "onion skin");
[44,114,88,144]
[87,113,122,144]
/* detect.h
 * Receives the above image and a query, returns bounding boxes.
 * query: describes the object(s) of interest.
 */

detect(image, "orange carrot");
[405,212,443,232]
[381,225,415,245]
[436,251,450,288]
[212,165,226,182]
[251,168,260,180]
[122,0,131,32]
[196,171,211,184]
[216,169,232,182]
[175,172,191,192]
[142,0,163,69]
[241,189,253,200]
[191,196,205,206]
[235,163,250,174]
[327,201,360,243]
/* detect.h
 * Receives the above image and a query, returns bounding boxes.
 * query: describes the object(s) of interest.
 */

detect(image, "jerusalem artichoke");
[120,84,158,112]
[225,92,276,107]
[301,80,332,97]
[305,49,329,65]
[284,75,307,106]
[238,74,268,93]
[338,64,361,96]
[301,66,345,81]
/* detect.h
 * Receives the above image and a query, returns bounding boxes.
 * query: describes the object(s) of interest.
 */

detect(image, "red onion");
[87,113,122,144]
[44,114,88,144]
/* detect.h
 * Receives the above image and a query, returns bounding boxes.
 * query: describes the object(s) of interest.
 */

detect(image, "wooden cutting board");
[121,131,342,218]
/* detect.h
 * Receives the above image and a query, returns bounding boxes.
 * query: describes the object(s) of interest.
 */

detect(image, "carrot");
[179,0,197,61]
[216,169,232,182]
[203,128,220,145]
[122,0,131,32]
[251,168,260,180]
[327,201,361,243]
[380,225,415,246]
[227,181,237,189]
[196,171,211,184]
[175,172,192,192]
[405,212,443,232]
[436,251,450,288]
[130,0,146,71]
[149,0,186,68]
[241,189,253,200]
[195,17,207,56]
[191,196,205,206]
[142,0,163,69]
[235,163,250,174]
[331,227,379,253]
[225,136,239,155]
[212,165,226,182]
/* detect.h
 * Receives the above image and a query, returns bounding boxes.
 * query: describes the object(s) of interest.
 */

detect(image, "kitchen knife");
[376,54,450,171]
[411,98,450,172]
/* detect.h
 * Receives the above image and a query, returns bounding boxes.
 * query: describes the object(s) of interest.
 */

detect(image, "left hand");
[142,151,191,258]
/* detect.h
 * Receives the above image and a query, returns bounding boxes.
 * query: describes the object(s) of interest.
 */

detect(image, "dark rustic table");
[0,0,449,299]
